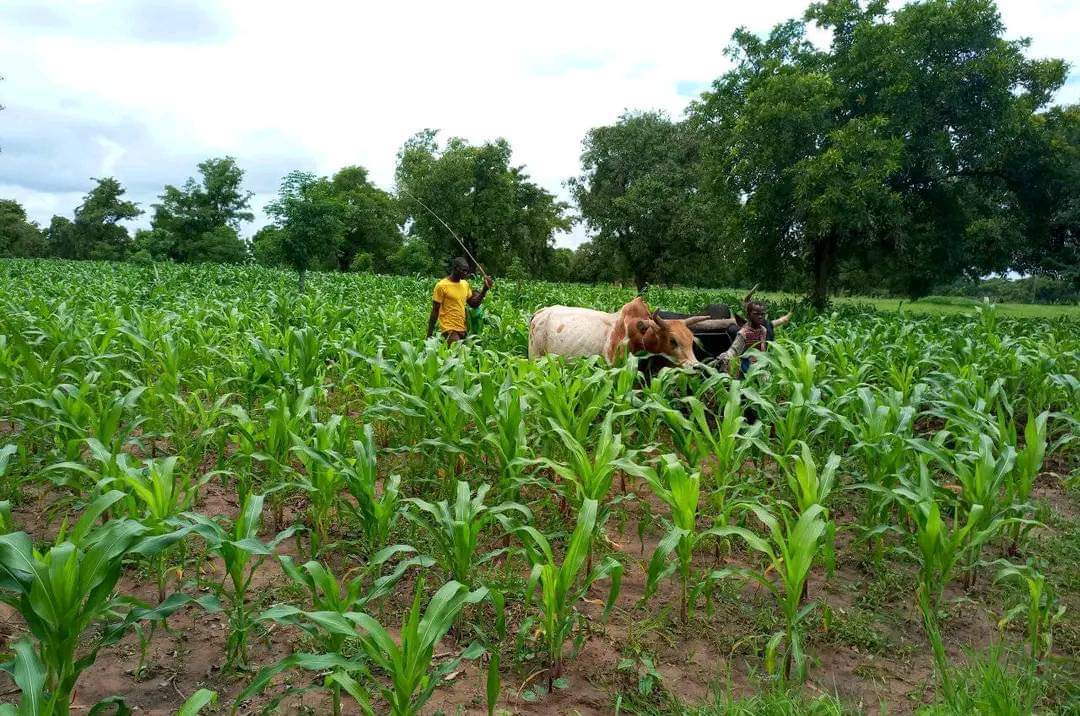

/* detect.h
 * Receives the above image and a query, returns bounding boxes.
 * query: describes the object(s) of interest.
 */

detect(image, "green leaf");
[175,689,217,716]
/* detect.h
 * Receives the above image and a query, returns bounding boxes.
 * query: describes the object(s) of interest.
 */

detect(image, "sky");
[2,0,1078,249]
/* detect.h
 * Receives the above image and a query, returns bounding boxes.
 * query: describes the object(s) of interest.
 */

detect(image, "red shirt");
[739,323,767,351]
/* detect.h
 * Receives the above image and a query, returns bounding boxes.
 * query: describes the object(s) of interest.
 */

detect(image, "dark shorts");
[442,330,466,343]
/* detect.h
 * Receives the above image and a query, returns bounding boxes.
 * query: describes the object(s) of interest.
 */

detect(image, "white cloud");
[1,0,1076,248]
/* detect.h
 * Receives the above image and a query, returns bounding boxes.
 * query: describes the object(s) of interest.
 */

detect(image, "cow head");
[629,311,709,368]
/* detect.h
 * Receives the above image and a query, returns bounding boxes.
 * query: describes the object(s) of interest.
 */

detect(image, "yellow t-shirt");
[432,278,471,333]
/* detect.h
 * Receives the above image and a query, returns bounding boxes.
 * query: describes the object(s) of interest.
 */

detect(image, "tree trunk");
[298,267,306,292]
[810,236,835,310]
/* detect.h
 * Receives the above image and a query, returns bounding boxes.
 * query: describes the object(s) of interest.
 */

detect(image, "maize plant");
[1008,410,1049,549]
[340,424,402,553]
[0,495,209,715]
[257,547,434,716]
[530,358,615,446]
[113,455,211,599]
[242,580,488,716]
[708,503,829,684]
[918,434,1021,583]
[481,381,533,496]
[540,411,628,511]
[838,386,915,561]
[993,560,1065,676]
[186,493,296,669]
[289,414,352,557]
[784,443,839,579]
[628,454,727,623]
[515,499,623,691]
[892,458,1005,705]
[404,480,530,587]
[0,444,18,500]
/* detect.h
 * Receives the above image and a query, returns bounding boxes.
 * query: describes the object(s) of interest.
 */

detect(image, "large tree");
[149,157,253,262]
[266,171,343,290]
[0,199,47,258]
[395,131,569,276]
[569,111,712,291]
[689,0,1068,306]
[69,177,141,261]
[328,166,402,272]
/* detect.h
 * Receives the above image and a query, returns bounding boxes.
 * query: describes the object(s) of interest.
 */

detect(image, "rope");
[399,188,490,280]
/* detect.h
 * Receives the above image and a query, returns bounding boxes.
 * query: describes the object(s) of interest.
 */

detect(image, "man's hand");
[483,275,494,290]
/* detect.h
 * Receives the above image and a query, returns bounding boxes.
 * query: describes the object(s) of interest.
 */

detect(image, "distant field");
[838,295,1080,318]
[747,289,1080,319]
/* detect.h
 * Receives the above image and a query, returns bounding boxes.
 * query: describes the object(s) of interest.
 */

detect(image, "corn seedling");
[515,498,623,691]
[0,495,208,715]
[186,493,296,669]
[404,480,530,586]
[708,503,829,683]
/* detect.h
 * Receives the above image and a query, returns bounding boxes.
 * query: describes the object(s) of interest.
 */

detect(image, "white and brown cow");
[528,297,709,368]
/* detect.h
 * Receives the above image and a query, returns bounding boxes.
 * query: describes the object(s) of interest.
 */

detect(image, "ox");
[528,297,710,368]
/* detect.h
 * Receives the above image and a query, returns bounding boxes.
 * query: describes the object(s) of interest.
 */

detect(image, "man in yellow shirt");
[426,257,494,343]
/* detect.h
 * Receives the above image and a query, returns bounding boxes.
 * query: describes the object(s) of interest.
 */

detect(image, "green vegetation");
[0,258,1076,714]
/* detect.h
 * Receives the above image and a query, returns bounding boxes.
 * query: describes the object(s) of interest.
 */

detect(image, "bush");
[349,252,374,273]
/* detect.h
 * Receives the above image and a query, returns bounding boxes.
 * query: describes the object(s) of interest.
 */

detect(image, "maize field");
[0,259,1077,715]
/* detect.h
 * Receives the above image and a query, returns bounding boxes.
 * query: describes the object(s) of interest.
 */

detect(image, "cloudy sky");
[2,0,1077,248]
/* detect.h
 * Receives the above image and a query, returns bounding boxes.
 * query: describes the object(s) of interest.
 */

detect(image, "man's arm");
[467,275,494,308]
[715,332,747,368]
[772,312,793,328]
[426,301,440,338]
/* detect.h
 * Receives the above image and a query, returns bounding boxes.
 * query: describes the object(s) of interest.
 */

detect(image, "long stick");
[399,188,490,280]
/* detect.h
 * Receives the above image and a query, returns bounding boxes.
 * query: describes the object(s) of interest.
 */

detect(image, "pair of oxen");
[528,295,764,371]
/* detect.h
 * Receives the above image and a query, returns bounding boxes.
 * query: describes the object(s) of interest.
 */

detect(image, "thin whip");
[399,187,490,280]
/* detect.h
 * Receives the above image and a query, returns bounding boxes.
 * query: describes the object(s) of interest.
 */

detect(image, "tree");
[44,216,77,259]
[328,166,402,273]
[251,225,286,267]
[149,157,252,262]
[395,131,569,276]
[388,238,434,276]
[689,0,1068,306]
[569,112,707,291]
[546,247,576,282]
[569,238,631,284]
[1009,105,1080,288]
[0,199,47,258]
[70,177,141,261]
[266,171,343,290]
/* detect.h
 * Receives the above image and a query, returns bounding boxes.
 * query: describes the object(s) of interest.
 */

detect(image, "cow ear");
[636,320,649,334]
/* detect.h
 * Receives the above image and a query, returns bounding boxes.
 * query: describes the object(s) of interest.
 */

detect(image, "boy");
[717,299,792,376]
[426,257,494,343]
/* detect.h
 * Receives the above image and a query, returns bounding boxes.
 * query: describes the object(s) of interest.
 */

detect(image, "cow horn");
[742,284,760,306]
[683,315,711,328]
[649,310,668,329]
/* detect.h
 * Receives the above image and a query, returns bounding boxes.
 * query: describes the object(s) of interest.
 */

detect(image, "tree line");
[2,0,1078,307]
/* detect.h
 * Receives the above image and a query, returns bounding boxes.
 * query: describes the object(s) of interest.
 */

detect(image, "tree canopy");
[328,166,403,273]
[0,200,47,258]
[67,178,142,262]
[395,131,570,278]
[3,0,1076,305]
[265,171,344,289]
[147,157,253,263]
[688,0,1072,305]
